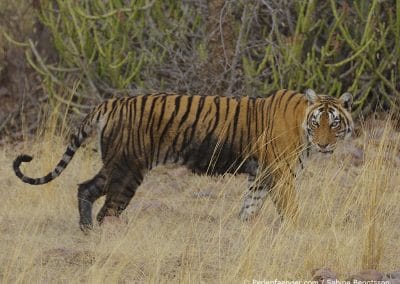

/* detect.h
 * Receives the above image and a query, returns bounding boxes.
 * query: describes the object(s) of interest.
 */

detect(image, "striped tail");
[13,130,88,185]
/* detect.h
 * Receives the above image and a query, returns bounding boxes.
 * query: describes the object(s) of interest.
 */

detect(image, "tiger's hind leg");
[78,169,107,232]
[96,166,144,225]
[239,174,273,221]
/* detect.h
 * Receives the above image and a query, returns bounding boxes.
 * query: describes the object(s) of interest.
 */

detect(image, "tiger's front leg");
[270,176,299,222]
[239,172,299,222]
[239,174,272,221]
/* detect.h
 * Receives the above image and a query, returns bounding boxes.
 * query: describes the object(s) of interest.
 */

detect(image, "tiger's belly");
[179,141,258,176]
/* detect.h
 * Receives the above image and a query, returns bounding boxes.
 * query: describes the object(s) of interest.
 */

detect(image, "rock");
[350,146,364,166]
[347,269,386,281]
[335,143,364,167]
[311,268,337,284]
[387,272,400,280]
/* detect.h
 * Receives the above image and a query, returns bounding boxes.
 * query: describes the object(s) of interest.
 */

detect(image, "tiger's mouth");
[318,149,333,154]
[310,143,334,154]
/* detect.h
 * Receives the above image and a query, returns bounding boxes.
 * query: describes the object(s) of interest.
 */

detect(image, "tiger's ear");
[305,89,318,104]
[339,92,353,111]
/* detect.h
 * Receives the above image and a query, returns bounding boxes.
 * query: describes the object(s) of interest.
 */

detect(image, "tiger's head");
[303,89,354,154]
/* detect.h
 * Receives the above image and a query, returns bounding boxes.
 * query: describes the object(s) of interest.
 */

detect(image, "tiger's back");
[13,89,353,231]
[97,91,308,174]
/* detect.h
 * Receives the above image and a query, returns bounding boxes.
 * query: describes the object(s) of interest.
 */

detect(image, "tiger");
[13,89,354,232]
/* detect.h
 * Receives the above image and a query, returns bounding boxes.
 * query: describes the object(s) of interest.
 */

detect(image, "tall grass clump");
[358,118,400,269]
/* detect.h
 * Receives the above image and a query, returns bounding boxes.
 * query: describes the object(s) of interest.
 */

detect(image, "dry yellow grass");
[1,117,399,282]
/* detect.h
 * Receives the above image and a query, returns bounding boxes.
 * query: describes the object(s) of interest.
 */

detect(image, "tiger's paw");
[239,206,258,222]
[79,222,93,235]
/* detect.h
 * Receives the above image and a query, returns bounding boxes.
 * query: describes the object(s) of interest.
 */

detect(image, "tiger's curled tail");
[13,114,96,185]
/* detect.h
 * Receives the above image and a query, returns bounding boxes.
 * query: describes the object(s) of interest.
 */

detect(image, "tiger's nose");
[318,143,328,149]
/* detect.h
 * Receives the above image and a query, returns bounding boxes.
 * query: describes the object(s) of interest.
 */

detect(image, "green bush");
[241,0,399,116]
[28,0,204,113]
[26,0,399,117]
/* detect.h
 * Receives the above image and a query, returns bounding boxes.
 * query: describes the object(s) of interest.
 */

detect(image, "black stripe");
[178,96,194,127]
[266,91,280,166]
[108,100,119,120]
[219,123,232,171]
[174,97,194,154]
[277,89,287,108]
[110,103,126,150]
[136,96,148,156]
[246,99,252,147]
[254,99,260,143]
[82,130,88,139]
[230,98,241,146]
[95,111,101,123]
[145,96,158,133]
[101,101,109,116]
[58,159,68,168]
[214,96,220,123]
[42,173,54,183]
[238,127,244,159]
[298,157,304,170]
[132,98,143,161]
[66,146,75,156]
[156,96,180,164]
[222,98,241,172]
[200,96,220,150]
[181,126,194,165]
[102,103,119,141]
[283,91,298,113]
[224,97,230,121]
[202,98,213,120]
[127,99,141,165]
[292,96,304,114]
[147,97,164,166]
[72,134,81,147]
[163,146,172,164]
[156,96,168,131]
[170,97,186,154]
[186,96,205,143]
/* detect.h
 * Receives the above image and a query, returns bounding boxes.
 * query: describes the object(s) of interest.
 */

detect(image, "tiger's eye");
[331,120,340,128]
[311,118,318,127]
